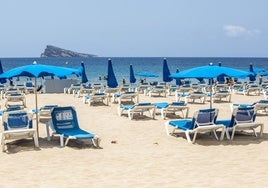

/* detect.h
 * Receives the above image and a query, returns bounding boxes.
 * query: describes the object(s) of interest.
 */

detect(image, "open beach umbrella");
[130,64,136,84]
[170,63,253,108]
[0,61,82,136]
[163,58,172,82]
[107,59,118,88]
[79,62,88,83]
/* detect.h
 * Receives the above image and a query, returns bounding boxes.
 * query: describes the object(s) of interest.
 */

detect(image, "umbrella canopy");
[170,64,253,108]
[0,63,81,79]
[0,59,6,84]
[136,72,158,78]
[0,62,82,136]
[79,62,88,83]
[107,59,118,88]
[170,64,252,80]
[129,64,136,84]
[260,70,268,76]
[162,58,172,82]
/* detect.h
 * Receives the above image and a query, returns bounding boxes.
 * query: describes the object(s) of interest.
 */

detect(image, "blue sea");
[1,57,267,85]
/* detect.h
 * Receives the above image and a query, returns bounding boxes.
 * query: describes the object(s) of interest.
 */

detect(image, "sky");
[0,0,267,57]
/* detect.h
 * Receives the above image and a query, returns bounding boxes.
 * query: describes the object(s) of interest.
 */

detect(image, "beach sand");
[0,91,267,187]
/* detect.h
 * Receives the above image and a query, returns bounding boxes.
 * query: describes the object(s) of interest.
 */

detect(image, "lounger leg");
[64,138,70,146]
[60,135,64,147]
[212,130,219,140]
[128,110,133,120]
[161,109,165,119]
[252,128,257,137]
[220,127,225,141]
[231,127,236,140]
[224,127,230,139]
[117,106,122,116]
[46,121,51,141]
[165,123,170,136]
[185,131,192,143]
[260,124,264,137]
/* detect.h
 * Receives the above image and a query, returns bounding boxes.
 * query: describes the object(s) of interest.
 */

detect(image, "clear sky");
[0,0,267,57]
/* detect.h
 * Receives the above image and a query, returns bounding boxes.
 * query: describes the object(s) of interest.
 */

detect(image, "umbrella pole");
[210,79,212,109]
[34,77,39,137]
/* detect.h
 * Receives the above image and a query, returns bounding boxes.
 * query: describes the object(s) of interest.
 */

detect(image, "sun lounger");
[165,108,225,143]
[216,106,263,140]
[148,85,167,97]
[236,83,261,96]
[213,90,232,103]
[24,81,35,94]
[84,93,109,106]
[154,102,189,119]
[46,106,100,147]
[112,91,139,105]
[254,99,268,115]
[38,105,58,122]
[1,110,39,152]
[75,85,94,98]
[137,82,150,94]
[4,92,26,108]
[64,83,81,94]
[118,102,156,120]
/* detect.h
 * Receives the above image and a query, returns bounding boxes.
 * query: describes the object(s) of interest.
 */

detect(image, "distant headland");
[40,45,97,58]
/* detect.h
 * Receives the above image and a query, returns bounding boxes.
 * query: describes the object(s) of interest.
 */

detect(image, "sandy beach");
[0,90,267,187]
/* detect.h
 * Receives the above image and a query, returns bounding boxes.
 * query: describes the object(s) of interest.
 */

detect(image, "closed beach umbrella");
[107,59,118,88]
[0,61,81,136]
[249,63,256,82]
[130,64,136,84]
[163,58,172,82]
[0,60,6,84]
[170,63,253,108]
[80,62,88,83]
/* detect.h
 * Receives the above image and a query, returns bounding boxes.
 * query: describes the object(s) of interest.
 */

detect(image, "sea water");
[1,57,267,85]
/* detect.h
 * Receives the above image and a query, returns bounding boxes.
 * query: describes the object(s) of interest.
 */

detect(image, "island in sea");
[40,45,97,58]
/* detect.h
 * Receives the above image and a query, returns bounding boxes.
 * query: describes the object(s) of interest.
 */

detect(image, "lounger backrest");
[25,82,34,87]
[194,108,218,127]
[232,107,256,125]
[3,111,32,131]
[51,106,79,131]
[170,102,186,107]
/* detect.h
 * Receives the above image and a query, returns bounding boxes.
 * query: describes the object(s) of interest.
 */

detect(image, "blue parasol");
[170,63,253,108]
[0,61,82,136]
[163,58,172,82]
[107,59,118,88]
[130,64,136,84]
[249,63,256,82]
[0,59,6,84]
[79,62,88,83]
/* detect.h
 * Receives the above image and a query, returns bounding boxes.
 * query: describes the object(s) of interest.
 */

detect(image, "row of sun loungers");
[0,105,100,152]
[1,80,267,152]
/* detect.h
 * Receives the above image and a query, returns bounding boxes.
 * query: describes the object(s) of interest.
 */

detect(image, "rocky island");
[40,45,97,58]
